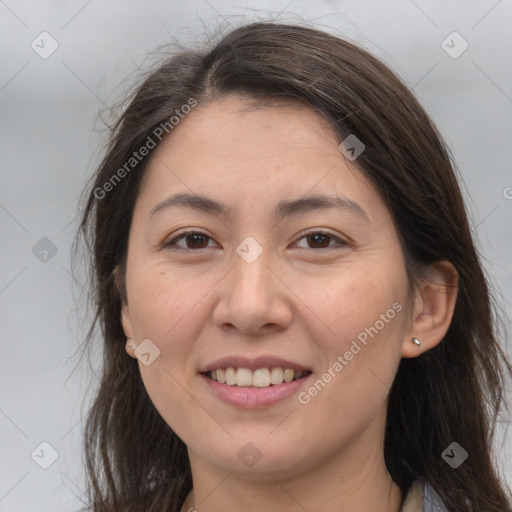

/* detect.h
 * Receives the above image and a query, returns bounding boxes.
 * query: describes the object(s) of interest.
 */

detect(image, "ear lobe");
[120,303,137,358]
[402,260,459,358]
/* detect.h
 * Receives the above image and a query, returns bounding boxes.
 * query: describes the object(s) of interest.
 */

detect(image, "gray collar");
[424,480,449,511]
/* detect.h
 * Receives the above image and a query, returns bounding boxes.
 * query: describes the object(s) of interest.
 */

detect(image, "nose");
[212,244,293,335]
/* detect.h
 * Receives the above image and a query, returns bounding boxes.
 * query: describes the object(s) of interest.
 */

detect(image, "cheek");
[128,271,199,428]
[307,268,407,406]
[310,269,406,396]
[128,266,199,336]
[312,265,406,344]
[125,269,201,387]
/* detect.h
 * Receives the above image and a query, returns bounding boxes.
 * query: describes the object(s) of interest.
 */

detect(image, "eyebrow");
[148,192,370,223]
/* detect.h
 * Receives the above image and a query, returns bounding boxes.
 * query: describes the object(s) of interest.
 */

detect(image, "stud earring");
[411,337,421,346]
[126,337,137,350]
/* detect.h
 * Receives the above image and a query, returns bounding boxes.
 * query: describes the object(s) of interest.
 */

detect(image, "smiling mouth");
[202,367,312,387]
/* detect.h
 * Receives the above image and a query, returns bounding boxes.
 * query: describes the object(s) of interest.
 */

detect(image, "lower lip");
[200,374,312,408]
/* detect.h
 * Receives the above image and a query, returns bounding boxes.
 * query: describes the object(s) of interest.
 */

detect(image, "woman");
[75,21,512,511]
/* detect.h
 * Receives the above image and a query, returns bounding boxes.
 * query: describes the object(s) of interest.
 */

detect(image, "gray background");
[1,1,511,510]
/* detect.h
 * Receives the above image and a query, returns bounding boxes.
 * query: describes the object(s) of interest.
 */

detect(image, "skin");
[120,95,458,512]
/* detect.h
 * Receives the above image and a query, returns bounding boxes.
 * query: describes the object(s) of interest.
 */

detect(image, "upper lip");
[199,356,312,373]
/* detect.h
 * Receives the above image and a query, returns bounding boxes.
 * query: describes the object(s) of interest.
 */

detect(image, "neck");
[182,474,402,512]
[180,426,403,512]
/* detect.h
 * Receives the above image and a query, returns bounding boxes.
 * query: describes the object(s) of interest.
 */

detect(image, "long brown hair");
[74,21,512,511]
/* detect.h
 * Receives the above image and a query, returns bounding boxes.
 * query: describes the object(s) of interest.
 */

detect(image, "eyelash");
[163,229,350,252]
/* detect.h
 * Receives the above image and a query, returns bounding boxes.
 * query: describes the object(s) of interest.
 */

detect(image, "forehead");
[135,95,386,225]
[152,95,340,163]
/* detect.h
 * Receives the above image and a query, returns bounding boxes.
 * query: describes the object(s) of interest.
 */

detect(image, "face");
[120,95,414,480]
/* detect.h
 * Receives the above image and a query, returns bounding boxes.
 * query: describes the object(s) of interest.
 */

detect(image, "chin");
[199,437,309,477]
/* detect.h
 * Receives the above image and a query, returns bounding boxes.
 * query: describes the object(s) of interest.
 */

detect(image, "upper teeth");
[209,367,309,387]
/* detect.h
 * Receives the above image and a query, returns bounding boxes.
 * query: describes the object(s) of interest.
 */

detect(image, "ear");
[121,304,137,359]
[401,260,458,358]
[113,265,137,359]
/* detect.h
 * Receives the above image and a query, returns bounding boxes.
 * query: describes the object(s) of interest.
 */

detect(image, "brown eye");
[306,233,331,249]
[164,230,348,252]
[165,232,214,250]
[295,230,348,250]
